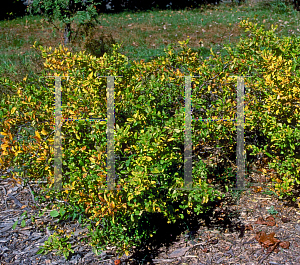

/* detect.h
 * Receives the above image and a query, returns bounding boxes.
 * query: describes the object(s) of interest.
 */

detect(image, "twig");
[258,249,273,264]
[7,194,24,208]
[47,19,65,45]
[0,186,8,210]
[152,258,177,263]
[26,182,36,203]
[98,258,115,263]
[222,154,237,169]
[184,255,198,258]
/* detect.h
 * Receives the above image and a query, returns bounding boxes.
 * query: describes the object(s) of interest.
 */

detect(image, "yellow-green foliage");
[0,18,299,258]
[0,40,223,257]
[223,19,300,196]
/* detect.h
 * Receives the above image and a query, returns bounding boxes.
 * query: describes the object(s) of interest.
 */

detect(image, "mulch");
[1,161,300,265]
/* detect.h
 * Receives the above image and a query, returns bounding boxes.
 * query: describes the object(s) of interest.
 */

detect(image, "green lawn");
[0,0,299,87]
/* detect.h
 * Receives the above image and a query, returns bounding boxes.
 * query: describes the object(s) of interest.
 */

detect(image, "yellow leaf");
[41,128,47,135]
[11,107,17,114]
[28,96,31,102]
[15,151,23,156]
[110,201,115,208]
[88,72,93,79]
[202,196,208,204]
[35,130,41,140]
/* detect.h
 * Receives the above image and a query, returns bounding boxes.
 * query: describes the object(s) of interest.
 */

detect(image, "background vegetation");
[1,0,299,88]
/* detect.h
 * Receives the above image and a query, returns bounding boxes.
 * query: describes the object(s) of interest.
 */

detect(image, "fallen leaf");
[245,224,253,230]
[279,241,290,249]
[281,217,290,223]
[254,216,276,226]
[202,247,208,253]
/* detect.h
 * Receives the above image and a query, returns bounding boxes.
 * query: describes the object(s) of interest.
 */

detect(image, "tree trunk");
[63,0,74,45]
[64,22,71,45]
[294,0,300,11]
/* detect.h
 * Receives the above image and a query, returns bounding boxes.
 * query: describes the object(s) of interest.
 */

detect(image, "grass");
[0,0,299,86]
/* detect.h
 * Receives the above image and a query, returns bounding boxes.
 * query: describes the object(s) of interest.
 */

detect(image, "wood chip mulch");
[1,164,300,265]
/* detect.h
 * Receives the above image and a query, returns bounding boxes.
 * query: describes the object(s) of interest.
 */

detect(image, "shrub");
[223,19,300,197]
[1,18,299,259]
[1,40,223,257]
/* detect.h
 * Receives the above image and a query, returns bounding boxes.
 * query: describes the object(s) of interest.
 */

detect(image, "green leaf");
[264,152,273,158]
[12,219,18,230]
[36,248,45,255]
[50,210,60,218]
[151,168,160,174]
[60,208,66,217]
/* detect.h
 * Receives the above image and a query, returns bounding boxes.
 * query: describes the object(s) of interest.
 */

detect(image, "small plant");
[261,188,277,197]
[267,205,278,216]
[12,210,28,229]
[230,189,244,203]
[36,232,74,260]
